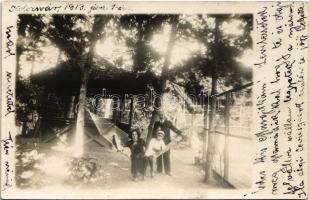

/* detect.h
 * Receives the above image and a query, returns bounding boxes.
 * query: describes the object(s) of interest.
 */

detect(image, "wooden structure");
[30,54,160,147]
[165,82,253,189]
[208,82,253,188]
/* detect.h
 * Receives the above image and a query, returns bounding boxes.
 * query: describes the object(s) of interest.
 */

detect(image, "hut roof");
[31,54,160,96]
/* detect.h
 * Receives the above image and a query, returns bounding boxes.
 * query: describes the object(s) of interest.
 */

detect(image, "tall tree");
[74,16,112,157]
[119,15,175,138]
[166,14,253,182]
[17,15,47,78]
[204,16,220,182]
[146,15,179,144]
[119,15,169,73]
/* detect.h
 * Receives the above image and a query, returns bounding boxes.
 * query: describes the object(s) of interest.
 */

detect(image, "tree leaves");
[172,14,253,97]
[18,14,253,115]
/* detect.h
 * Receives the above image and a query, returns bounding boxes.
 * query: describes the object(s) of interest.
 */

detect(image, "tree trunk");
[73,51,92,157]
[146,15,178,145]
[159,15,178,95]
[204,75,218,182]
[204,16,220,182]
[73,16,110,157]
[146,109,157,146]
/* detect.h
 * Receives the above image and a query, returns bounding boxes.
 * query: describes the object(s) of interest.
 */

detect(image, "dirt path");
[15,140,236,199]
[81,146,233,198]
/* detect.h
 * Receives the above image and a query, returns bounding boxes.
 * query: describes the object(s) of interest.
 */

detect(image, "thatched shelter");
[30,54,160,148]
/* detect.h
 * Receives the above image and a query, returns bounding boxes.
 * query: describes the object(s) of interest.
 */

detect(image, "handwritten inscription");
[5,71,15,116]
[255,7,268,68]
[9,4,62,12]
[255,170,266,190]
[2,132,13,155]
[8,3,127,14]
[295,102,305,153]
[1,132,13,191]
[283,180,306,198]
[5,26,15,58]
[87,3,125,14]
[250,2,308,198]
[277,53,297,103]
[283,107,292,141]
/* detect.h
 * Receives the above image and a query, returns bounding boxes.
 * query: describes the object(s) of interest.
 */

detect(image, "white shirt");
[145,138,166,156]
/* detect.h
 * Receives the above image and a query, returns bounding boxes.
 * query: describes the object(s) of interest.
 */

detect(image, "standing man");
[152,111,183,176]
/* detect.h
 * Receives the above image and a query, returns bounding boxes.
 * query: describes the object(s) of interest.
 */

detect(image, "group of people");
[127,111,184,181]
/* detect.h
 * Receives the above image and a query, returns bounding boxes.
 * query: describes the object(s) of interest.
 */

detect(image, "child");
[144,130,166,178]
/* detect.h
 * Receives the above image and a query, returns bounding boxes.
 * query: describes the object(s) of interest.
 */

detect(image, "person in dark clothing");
[152,111,183,176]
[128,129,146,181]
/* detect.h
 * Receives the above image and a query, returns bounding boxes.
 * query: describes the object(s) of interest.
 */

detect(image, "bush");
[66,157,108,185]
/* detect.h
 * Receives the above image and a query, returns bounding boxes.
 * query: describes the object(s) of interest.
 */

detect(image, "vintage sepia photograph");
[1,1,308,199]
[13,13,253,197]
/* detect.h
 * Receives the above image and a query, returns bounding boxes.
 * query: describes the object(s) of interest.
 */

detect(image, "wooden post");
[38,90,49,140]
[189,113,194,147]
[112,97,120,123]
[121,97,126,121]
[67,96,76,119]
[128,97,134,131]
[33,116,41,138]
[203,96,209,165]
[223,93,231,179]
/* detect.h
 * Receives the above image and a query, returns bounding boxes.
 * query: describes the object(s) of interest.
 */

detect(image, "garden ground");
[14,137,246,199]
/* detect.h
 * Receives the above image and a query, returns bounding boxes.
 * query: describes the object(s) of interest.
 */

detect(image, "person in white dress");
[144,130,166,178]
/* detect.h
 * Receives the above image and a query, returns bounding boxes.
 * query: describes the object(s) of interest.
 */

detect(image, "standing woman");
[128,129,146,181]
